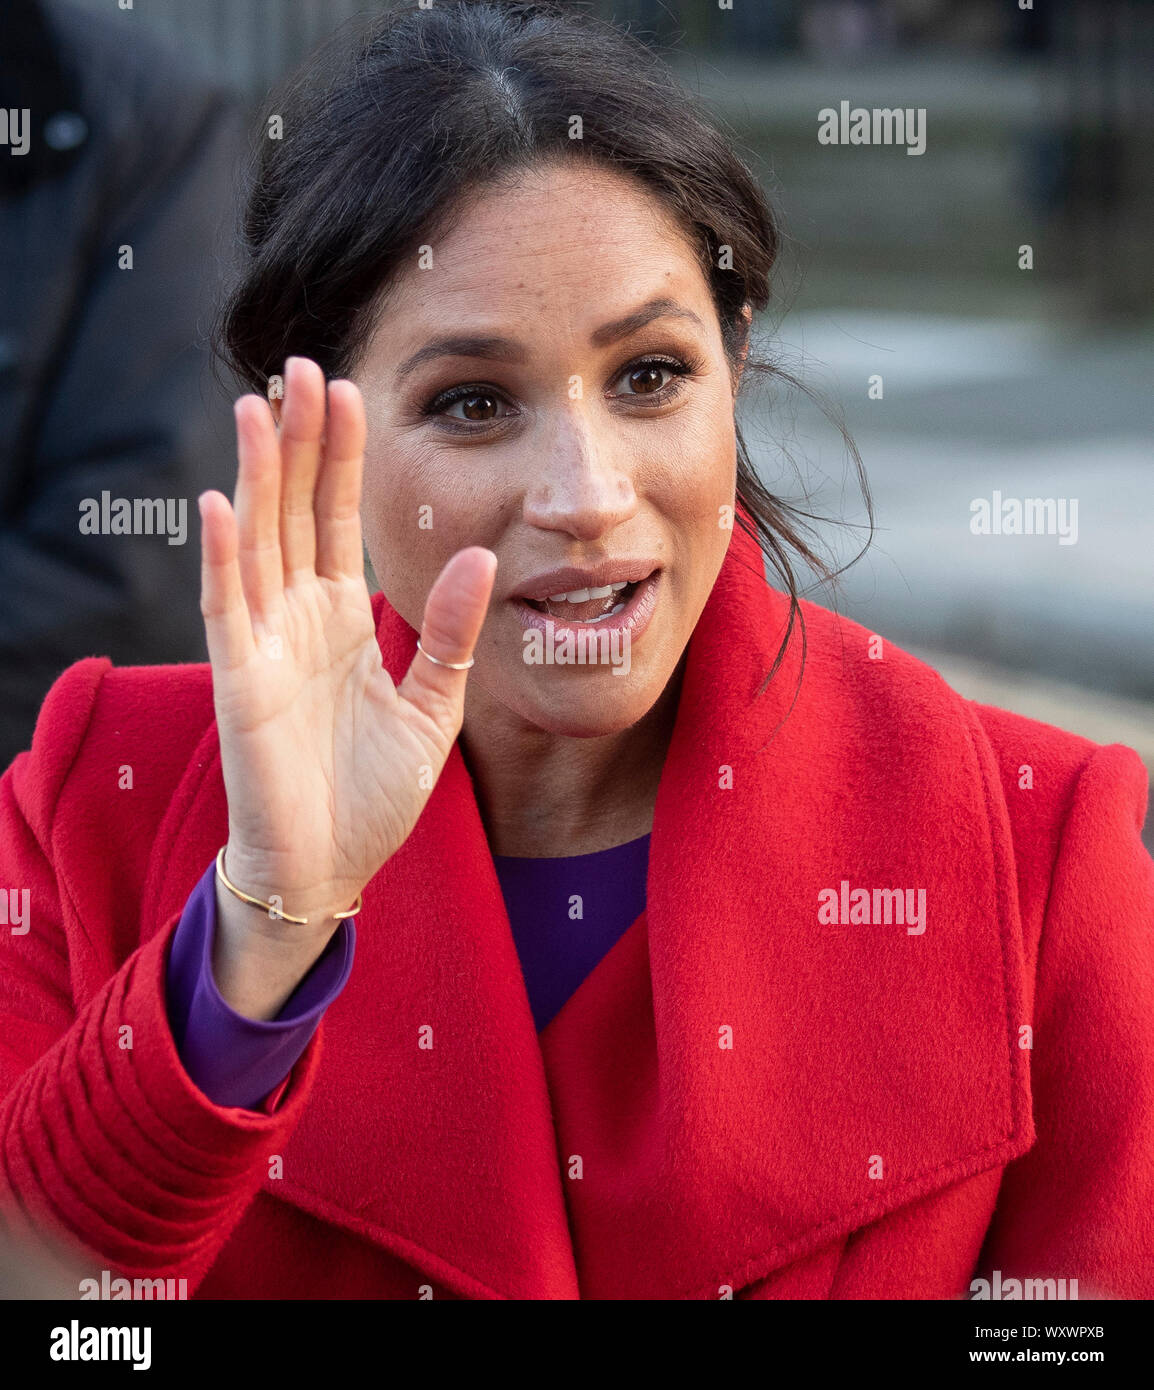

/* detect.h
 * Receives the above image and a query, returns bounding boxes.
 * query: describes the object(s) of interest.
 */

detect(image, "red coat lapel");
[142,517,1034,1299]
[540,517,1036,1297]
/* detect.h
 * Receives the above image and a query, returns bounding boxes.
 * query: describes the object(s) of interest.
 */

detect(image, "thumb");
[396,546,497,729]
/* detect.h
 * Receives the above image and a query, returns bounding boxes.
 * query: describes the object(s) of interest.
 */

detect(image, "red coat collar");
[143,519,1034,1298]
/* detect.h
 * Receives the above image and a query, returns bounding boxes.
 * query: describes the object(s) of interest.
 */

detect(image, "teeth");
[546,581,631,603]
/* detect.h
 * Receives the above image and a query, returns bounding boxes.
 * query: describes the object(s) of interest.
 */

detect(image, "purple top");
[165,836,650,1111]
[492,834,650,1031]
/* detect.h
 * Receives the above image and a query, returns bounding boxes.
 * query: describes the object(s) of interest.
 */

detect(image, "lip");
[512,569,661,646]
[509,559,662,604]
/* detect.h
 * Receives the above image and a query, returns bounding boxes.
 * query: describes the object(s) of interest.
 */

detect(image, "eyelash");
[420,352,704,430]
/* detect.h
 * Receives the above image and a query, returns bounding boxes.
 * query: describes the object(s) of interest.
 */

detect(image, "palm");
[200,357,495,923]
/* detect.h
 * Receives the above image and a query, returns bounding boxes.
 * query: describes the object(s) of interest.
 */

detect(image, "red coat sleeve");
[976,743,1154,1297]
[0,666,322,1292]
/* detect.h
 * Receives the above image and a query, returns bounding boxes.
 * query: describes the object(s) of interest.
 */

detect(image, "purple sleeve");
[165,858,356,1110]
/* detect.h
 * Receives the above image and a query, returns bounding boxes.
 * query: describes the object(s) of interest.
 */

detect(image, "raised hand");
[198,357,495,1015]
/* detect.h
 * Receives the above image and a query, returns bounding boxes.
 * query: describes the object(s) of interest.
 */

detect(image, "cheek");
[648,396,737,527]
[360,437,500,627]
[360,445,447,623]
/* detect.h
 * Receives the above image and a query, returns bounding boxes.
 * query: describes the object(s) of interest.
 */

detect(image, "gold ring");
[416,638,474,671]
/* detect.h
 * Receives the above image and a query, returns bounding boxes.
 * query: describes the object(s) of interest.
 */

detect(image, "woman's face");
[355,159,742,738]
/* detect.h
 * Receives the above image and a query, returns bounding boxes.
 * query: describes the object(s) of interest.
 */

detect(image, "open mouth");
[520,577,643,624]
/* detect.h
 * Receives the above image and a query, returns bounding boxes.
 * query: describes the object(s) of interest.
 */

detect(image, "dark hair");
[216,0,871,698]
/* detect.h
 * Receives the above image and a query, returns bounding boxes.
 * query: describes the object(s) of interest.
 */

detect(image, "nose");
[522,405,639,540]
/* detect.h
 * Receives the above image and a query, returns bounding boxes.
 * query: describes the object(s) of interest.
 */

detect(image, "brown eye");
[458,392,499,420]
[612,357,692,401]
[424,382,516,428]
[628,365,665,394]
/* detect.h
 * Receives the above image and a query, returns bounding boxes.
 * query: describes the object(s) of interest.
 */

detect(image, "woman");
[1,0,1151,1301]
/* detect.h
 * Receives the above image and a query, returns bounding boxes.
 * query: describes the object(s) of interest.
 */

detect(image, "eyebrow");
[591,296,705,347]
[393,296,705,383]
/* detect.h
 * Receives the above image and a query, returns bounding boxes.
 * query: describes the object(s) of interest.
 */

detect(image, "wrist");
[219,843,362,928]
[211,877,342,1019]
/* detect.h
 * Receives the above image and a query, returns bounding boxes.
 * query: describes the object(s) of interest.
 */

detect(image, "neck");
[459,657,686,858]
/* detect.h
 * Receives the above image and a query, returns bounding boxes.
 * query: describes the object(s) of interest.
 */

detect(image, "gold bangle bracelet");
[215,847,362,926]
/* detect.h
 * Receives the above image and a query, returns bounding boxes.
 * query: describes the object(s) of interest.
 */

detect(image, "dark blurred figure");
[0,0,247,767]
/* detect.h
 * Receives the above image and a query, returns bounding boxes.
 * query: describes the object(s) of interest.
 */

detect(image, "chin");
[517,679,658,739]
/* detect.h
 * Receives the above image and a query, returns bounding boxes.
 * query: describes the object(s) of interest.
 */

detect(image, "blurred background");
[5,0,1151,841]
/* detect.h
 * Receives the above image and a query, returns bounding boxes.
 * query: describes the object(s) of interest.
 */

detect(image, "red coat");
[1,519,1152,1300]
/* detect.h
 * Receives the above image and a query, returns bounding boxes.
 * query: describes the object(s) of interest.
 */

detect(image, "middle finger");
[278,356,327,580]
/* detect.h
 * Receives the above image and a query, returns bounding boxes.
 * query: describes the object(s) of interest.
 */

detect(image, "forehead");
[379,161,714,334]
